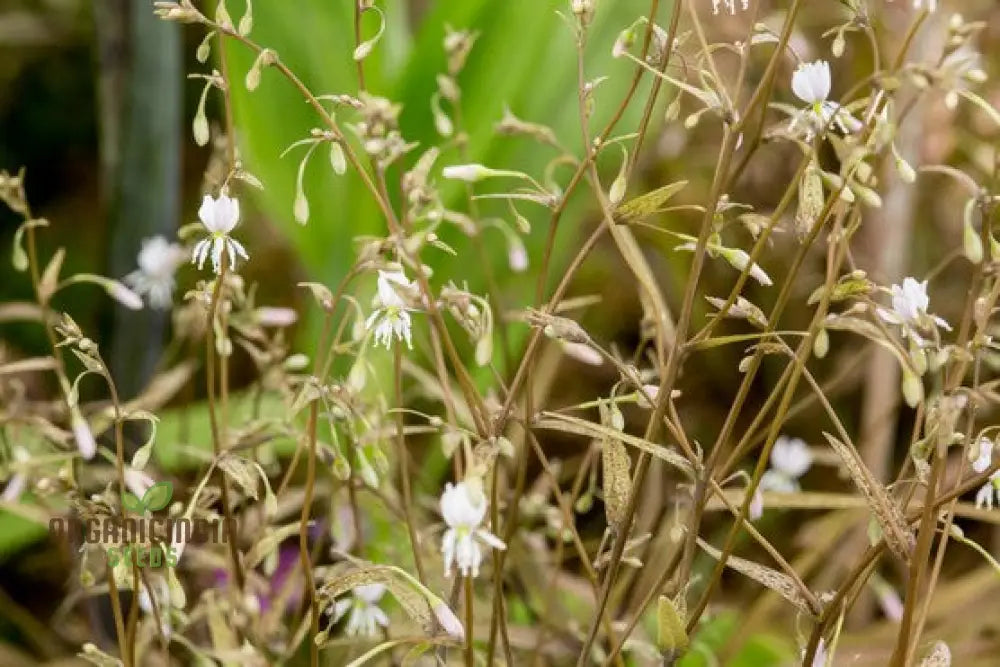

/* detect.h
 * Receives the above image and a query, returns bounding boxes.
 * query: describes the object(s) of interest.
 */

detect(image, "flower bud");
[813,328,829,359]
[442,163,495,182]
[902,369,923,408]
[432,600,465,640]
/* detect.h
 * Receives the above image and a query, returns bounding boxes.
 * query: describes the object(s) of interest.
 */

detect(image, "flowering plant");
[2,1,1000,666]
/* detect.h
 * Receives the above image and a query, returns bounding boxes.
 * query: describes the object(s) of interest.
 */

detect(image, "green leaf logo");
[121,492,144,514]
[122,481,173,514]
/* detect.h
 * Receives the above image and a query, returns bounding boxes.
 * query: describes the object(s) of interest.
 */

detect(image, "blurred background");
[2,0,1000,664]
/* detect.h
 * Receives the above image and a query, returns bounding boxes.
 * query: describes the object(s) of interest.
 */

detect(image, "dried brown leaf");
[822,432,914,562]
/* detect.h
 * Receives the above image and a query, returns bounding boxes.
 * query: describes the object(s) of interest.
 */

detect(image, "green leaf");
[141,481,173,512]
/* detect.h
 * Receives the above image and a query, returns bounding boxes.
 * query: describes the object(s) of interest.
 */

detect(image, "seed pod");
[902,368,923,408]
[608,145,628,205]
[963,199,983,264]
[796,160,824,241]
[813,328,829,359]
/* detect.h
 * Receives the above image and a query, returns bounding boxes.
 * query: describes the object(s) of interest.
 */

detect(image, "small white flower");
[331,584,390,637]
[789,60,861,140]
[877,277,951,342]
[975,471,1000,510]
[191,194,249,274]
[792,61,832,105]
[440,480,506,578]
[365,269,416,350]
[972,437,993,474]
[125,236,185,308]
[760,436,812,493]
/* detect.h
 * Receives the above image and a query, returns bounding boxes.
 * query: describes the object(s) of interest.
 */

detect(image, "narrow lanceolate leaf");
[616,180,689,222]
[600,413,632,526]
[822,432,914,562]
[697,539,813,614]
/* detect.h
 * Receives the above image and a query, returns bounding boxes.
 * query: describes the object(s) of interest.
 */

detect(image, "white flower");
[792,61,832,105]
[789,60,861,140]
[760,436,812,493]
[877,277,951,342]
[440,481,505,578]
[331,584,390,637]
[125,236,185,308]
[365,269,416,350]
[975,471,1000,510]
[191,194,249,274]
[972,437,993,474]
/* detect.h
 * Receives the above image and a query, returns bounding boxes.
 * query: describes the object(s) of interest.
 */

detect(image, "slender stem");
[205,262,246,590]
[395,347,427,584]
[300,401,320,667]
[463,576,474,666]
